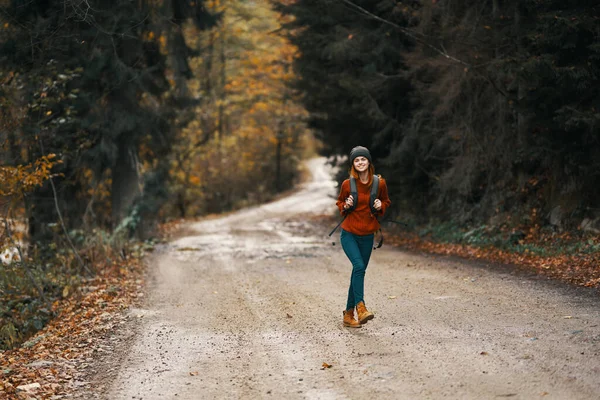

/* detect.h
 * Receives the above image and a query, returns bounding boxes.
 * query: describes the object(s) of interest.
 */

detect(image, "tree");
[0,0,216,241]
[164,0,309,217]
[278,0,415,164]
[280,0,600,230]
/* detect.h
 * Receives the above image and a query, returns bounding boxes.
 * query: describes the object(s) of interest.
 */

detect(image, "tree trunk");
[512,4,529,189]
[205,31,215,93]
[514,5,526,149]
[218,22,227,138]
[111,140,140,228]
[275,132,282,192]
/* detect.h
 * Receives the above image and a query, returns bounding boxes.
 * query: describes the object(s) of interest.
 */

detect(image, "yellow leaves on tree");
[0,154,60,198]
[163,0,312,217]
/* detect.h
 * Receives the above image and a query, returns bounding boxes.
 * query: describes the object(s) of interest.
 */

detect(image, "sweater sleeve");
[336,179,350,216]
[377,178,391,216]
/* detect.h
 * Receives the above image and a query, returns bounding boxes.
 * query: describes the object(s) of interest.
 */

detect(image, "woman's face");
[353,156,370,173]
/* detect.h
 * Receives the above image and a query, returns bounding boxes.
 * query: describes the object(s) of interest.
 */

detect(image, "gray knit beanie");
[349,146,372,163]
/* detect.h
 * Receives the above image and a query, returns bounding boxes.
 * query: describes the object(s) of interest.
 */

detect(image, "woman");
[336,146,391,328]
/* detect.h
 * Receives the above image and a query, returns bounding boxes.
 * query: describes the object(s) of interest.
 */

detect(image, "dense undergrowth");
[384,217,600,289]
[416,221,600,258]
[0,228,155,350]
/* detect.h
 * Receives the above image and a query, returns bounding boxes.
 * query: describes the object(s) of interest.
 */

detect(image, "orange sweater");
[336,177,391,236]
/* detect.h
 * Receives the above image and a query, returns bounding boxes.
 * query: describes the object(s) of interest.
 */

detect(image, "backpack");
[347,175,380,215]
[328,175,384,249]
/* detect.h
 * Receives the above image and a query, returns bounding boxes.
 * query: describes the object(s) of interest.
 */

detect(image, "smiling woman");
[335,146,391,328]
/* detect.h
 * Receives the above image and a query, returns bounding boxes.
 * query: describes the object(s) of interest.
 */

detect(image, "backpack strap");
[328,178,357,237]
[348,177,359,212]
[369,175,383,250]
[369,175,380,215]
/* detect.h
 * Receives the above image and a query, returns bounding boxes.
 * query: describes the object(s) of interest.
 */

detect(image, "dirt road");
[98,158,600,399]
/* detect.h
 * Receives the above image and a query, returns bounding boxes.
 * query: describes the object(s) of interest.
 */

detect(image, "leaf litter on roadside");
[0,259,145,399]
[385,230,600,289]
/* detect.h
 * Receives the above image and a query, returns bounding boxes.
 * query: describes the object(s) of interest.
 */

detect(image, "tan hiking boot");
[343,309,361,328]
[356,301,374,324]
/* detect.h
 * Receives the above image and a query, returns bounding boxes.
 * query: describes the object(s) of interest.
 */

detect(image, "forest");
[1,0,599,350]
[0,0,310,349]
[281,0,600,231]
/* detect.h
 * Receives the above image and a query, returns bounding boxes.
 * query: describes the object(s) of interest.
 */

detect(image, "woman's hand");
[344,195,354,210]
[373,199,382,210]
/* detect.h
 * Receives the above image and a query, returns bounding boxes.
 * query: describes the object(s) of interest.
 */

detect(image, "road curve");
[102,157,600,400]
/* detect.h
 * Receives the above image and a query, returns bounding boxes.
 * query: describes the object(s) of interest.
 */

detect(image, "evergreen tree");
[281,0,600,229]
[279,0,415,164]
[0,0,216,241]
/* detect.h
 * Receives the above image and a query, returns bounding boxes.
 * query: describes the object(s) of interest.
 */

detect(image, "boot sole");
[343,322,362,328]
[359,314,374,324]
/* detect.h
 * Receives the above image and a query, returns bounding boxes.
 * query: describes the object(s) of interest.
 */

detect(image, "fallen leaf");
[16,382,41,392]
[189,371,198,376]
[480,351,488,355]
[286,313,292,318]
[321,362,332,369]
[388,295,397,299]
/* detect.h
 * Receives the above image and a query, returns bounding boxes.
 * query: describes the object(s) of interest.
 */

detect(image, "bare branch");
[337,0,471,67]
[38,139,92,275]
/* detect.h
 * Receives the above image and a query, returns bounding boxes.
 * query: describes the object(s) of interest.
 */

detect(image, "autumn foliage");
[2,0,598,397]
[0,257,146,398]
[0,0,309,355]
[0,155,58,198]
[164,0,310,218]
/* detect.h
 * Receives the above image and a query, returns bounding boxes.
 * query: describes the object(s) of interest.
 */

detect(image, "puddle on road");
[170,217,331,263]
[168,159,338,265]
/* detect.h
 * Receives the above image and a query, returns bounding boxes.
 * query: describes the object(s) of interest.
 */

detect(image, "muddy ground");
[80,158,600,399]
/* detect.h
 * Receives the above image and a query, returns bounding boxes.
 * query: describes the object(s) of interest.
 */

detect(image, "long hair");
[349,163,375,186]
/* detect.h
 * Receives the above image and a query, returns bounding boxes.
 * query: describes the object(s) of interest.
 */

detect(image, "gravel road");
[100,158,600,400]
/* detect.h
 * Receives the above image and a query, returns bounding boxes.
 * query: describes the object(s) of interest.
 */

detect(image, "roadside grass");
[384,220,600,289]
[416,221,600,257]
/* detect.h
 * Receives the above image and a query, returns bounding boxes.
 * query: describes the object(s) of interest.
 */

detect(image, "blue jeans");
[340,229,374,310]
